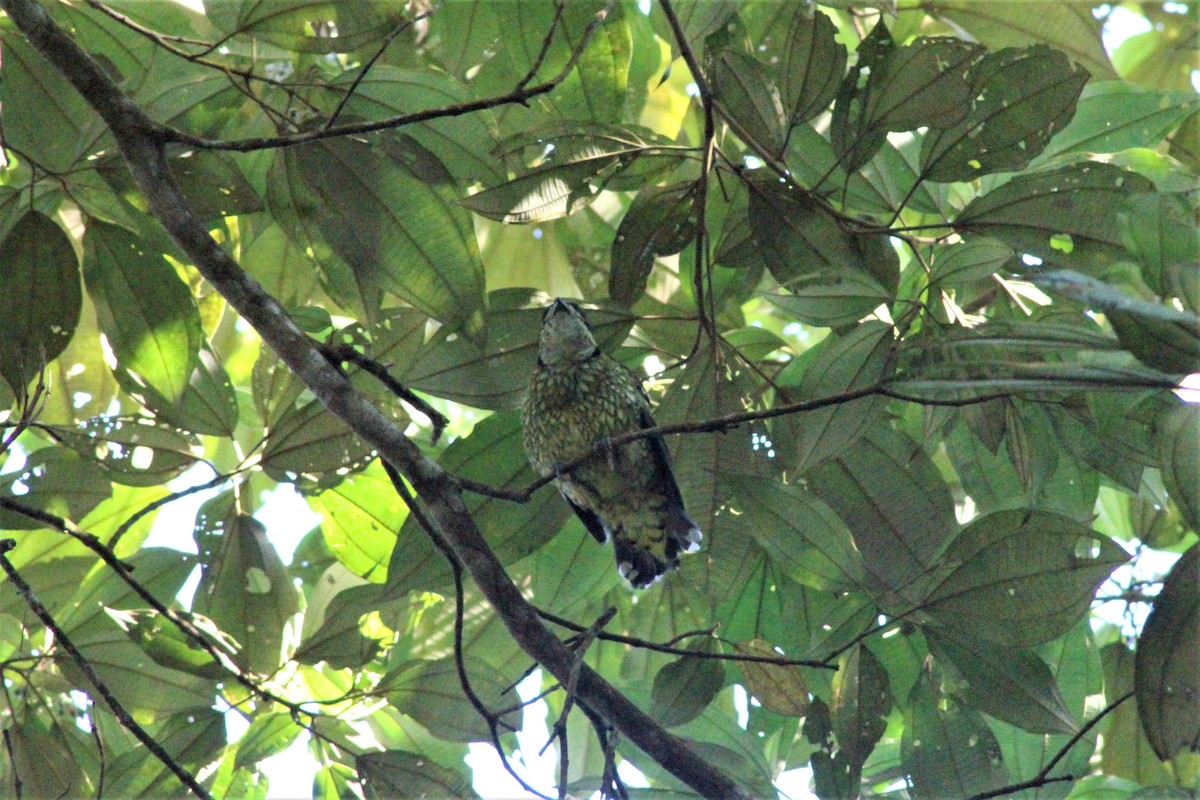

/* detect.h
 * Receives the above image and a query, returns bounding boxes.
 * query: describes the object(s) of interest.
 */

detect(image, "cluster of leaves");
[0,0,1198,798]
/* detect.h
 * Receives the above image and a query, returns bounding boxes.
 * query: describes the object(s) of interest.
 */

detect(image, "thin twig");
[963,690,1135,800]
[0,539,214,800]
[516,0,570,91]
[325,12,431,130]
[158,3,614,152]
[321,343,449,443]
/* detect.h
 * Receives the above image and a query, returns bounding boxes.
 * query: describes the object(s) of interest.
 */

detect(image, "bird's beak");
[549,297,572,315]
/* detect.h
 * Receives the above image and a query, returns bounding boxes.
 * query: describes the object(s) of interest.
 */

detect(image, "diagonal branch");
[0,539,213,800]
[0,2,747,797]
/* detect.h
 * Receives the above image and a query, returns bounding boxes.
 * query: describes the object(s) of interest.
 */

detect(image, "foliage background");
[0,0,1198,798]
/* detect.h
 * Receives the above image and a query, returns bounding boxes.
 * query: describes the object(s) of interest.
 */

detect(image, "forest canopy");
[0,0,1198,798]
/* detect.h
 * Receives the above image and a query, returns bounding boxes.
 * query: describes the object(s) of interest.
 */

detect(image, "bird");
[522,298,702,587]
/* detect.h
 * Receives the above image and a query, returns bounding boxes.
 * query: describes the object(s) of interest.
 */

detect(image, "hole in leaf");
[1050,233,1074,253]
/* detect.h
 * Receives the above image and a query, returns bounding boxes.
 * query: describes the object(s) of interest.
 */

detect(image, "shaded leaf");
[926,627,1076,734]
[0,448,111,530]
[954,162,1154,271]
[192,494,300,675]
[296,137,486,338]
[1043,83,1200,161]
[735,638,809,716]
[0,212,81,398]
[383,658,521,743]
[610,182,697,306]
[901,665,1009,800]
[1158,404,1200,532]
[809,425,958,602]
[775,6,846,126]
[922,509,1128,647]
[46,417,200,487]
[921,45,1089,183]
[830,645,893,781]
[714,51,787,155]
[803,697,856,800]
[358,749,479,800]
[1135,543,1200,762]
[778,320,893,473]
[650,641,726,727]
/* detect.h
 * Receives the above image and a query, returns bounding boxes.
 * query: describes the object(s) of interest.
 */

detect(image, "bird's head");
[537,298,599,368]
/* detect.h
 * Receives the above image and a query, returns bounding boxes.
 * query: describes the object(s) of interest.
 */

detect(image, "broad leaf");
[0,447,111,531]
[777,320,893,473]
[0,212,82,397]
[358,749,479,800]
[902,665,1009,800]
[830,645,893,783]
[650,640,725,727]
[46,417,200,487]
[926,627,1076,734]
[954,162,1154,271]
[610,182,697,306]
[307,461,406,582]
[383,658,521,743]
[774,6,846,127]
[922,509,1128,646]
[920,45,1089,183]
[1135,543,1200,762]
[734,639,809,717]
[809,424,958,602]
[192,494,300,675]
[83,221,203,406]
[714,51,787,156]
[1157,404,1200,532]
[296,137,486,338]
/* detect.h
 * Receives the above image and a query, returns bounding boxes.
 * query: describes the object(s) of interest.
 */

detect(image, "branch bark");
[0,1,749,796]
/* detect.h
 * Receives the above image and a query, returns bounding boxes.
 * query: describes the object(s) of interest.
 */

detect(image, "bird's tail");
[614,511,702,588]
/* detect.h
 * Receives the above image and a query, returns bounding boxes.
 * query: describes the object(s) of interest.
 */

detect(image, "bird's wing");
[638,405,687,508]
[562,489,610,544]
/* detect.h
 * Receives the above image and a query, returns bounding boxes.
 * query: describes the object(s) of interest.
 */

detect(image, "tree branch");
[0,2,747,796]
[0,539,213,800]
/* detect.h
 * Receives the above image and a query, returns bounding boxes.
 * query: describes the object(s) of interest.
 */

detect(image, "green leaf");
[83,221,203,406]
[1101,643,1175,785]
[830,645,893,781]
[1042,83,1200,161]
[389,411,568,595]
[0,32,107,171]
[774,6,846,127]
[192,494,300,675]
[234,712,303,771]
[803,698,856,800]
[294,580,382,669]
[1120,193,1199,296]
[809,425,958,602]
[610,182,697,306]
[650,641,726,727]
[748,179,899,303]
[1158,405,1200,532]
[926,627,1076,734]
[920,45,1089,183]
[358,749,479,800]
[383,658,521,743]
[0,212,82,399]
[3,724,92,799]
[336,66,503,187]
[931,2,1117,82]
[714,51,787,155]
[308,461,405,582]
[734,638,809,717]
[833,24,985,172]
[922,509,1129,647]
[954,162,1154,272]
[0,447,111,530]
[763,272,892,329]
[141,345,240,437]
[295,137,486,338]
[111,608,236,679]
[1136,543,1200,762]
[169,150,263,220]
[728,476,865,590]
[901,665,1009,800]
[208,0,407,53]
[46,418,200,487]
[778,320,892,473]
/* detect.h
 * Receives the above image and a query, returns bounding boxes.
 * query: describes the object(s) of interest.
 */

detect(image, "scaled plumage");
[522,298,701,587]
